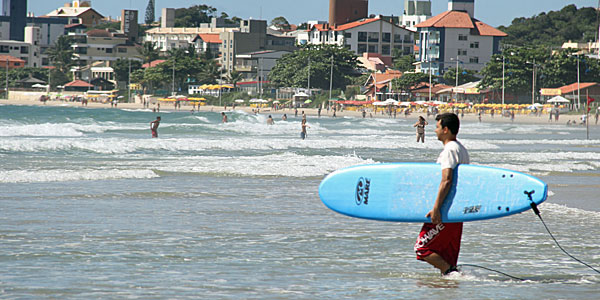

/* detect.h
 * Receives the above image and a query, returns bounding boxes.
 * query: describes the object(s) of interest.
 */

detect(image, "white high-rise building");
[400,0,432,31]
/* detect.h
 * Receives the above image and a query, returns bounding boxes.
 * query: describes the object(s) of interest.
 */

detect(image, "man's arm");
[426,168,454,224]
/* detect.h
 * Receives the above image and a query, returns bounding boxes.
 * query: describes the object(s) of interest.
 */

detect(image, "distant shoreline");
[2,98,599,127]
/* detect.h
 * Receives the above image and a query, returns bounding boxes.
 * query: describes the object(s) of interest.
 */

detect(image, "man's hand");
[426,208,442,224]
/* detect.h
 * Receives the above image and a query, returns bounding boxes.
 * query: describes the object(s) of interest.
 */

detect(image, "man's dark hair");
[435,113,460,135]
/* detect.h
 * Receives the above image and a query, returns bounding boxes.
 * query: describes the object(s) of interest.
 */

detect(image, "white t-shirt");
[437,140,470,169]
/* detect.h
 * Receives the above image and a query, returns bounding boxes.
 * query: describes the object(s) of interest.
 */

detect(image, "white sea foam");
[492,139,600,145]
[0,134,499,154]
[152,152,377,177]
[0,121,147,137]
[0,169,158,183]
[539,202,600,219]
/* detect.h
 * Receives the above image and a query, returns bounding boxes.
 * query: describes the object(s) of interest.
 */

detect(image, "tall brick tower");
[329,0,368,26]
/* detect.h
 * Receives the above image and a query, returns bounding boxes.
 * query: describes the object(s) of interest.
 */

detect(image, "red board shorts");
[151,129,158,138]
[414,222,463,267]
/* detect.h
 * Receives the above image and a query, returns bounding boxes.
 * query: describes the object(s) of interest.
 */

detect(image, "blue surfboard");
[319,163,548,223]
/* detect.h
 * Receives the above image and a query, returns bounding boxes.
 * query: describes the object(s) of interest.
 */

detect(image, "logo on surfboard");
[355,177,371,205]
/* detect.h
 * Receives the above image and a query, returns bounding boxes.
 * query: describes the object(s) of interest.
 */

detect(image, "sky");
[28,0,599,28]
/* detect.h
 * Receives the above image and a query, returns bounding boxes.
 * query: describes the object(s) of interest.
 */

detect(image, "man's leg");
[423,253,452,274]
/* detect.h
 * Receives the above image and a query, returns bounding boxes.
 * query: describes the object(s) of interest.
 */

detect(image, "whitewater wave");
[0,169,158,183]
[0,135,498,154]
[151,152,377,177]
[0,122,147,137]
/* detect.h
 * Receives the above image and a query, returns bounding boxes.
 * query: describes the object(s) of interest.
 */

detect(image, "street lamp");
[450,56,460,102]
[525,59,540,105]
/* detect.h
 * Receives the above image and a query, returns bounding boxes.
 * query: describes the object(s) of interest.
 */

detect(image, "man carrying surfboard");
[415,113,469,275]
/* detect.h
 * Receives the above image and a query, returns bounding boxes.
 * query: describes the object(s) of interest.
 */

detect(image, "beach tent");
[547,96,570,103]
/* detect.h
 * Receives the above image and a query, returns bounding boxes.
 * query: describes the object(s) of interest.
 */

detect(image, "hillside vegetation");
[498,4,599,47]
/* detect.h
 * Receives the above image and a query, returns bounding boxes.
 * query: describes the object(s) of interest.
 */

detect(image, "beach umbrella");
[273,100,280,104]
[547,96,570,103]
[372,101,388,106]
[304,99,312,104]
[234,99,245,103]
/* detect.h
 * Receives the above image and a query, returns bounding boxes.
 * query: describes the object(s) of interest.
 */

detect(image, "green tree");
[392,48,416,72]
[269,44,359,90]
[145,0,155,24]
[46,35,75,74]
[443,67,479,86]
[479,47,549,95]
[174,5,217,27]
[226,70,243,88]
[138,42,160,64]
[270,16,290,30]
[113,59,143,83]
[498,4,599,47]
[391,72,429,94]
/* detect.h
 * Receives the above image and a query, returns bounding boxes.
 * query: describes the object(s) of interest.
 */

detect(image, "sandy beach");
[2,98,599,127]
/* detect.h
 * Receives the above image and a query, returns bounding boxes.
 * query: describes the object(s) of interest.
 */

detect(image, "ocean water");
[1,104,599,299]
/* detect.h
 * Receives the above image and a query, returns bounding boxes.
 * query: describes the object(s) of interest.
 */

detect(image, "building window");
[458,49,467,56]
[405,34,412,42]
[458,34,468,41]
[382,44,391,55]
[368,32,379,43]
[469,57,479,64]
[358,32,367,42]
[344,32,351,39]
[470,42,479,49]
[394,34,403,44]
[20,46,29,54]
[357,43,367,53]
[382,33,391,43]
[106,48,113,53]
[118,48,127,53]
[368,44,378,53]
[0,45,8,53]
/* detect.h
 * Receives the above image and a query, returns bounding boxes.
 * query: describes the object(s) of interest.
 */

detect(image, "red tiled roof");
[412,84,452,94]
[197,34,222,44]
[560,82,598,94]
[87,29,112,37]
[335,18,380,31]
[416,11,507,37]
[65,23,86,29]
[473,21,508,37]
[142,59,166,68]
[309,18,393,32]
[0,55,25,63]
[65,80,94,87]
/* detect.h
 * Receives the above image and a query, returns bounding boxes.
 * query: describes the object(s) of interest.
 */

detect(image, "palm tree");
[46,35,75,74]
[227,70,243,88]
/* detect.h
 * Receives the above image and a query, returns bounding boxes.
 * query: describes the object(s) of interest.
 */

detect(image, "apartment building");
[219,19,296,73]
[70,30,141,64]
[415,0,506,75]
[300,16,415,57]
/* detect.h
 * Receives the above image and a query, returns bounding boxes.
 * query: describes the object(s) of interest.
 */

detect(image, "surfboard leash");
[457,264,525,281]
[528,193,600,275]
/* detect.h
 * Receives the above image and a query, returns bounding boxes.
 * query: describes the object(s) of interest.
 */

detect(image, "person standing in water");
[300,119,309,140]
[150,116,161,138]
[413,116,428,143]
[222,112,228,123]
[414,113,469,275]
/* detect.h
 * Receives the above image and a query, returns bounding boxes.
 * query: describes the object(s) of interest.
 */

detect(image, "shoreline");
[2,98,599,127]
